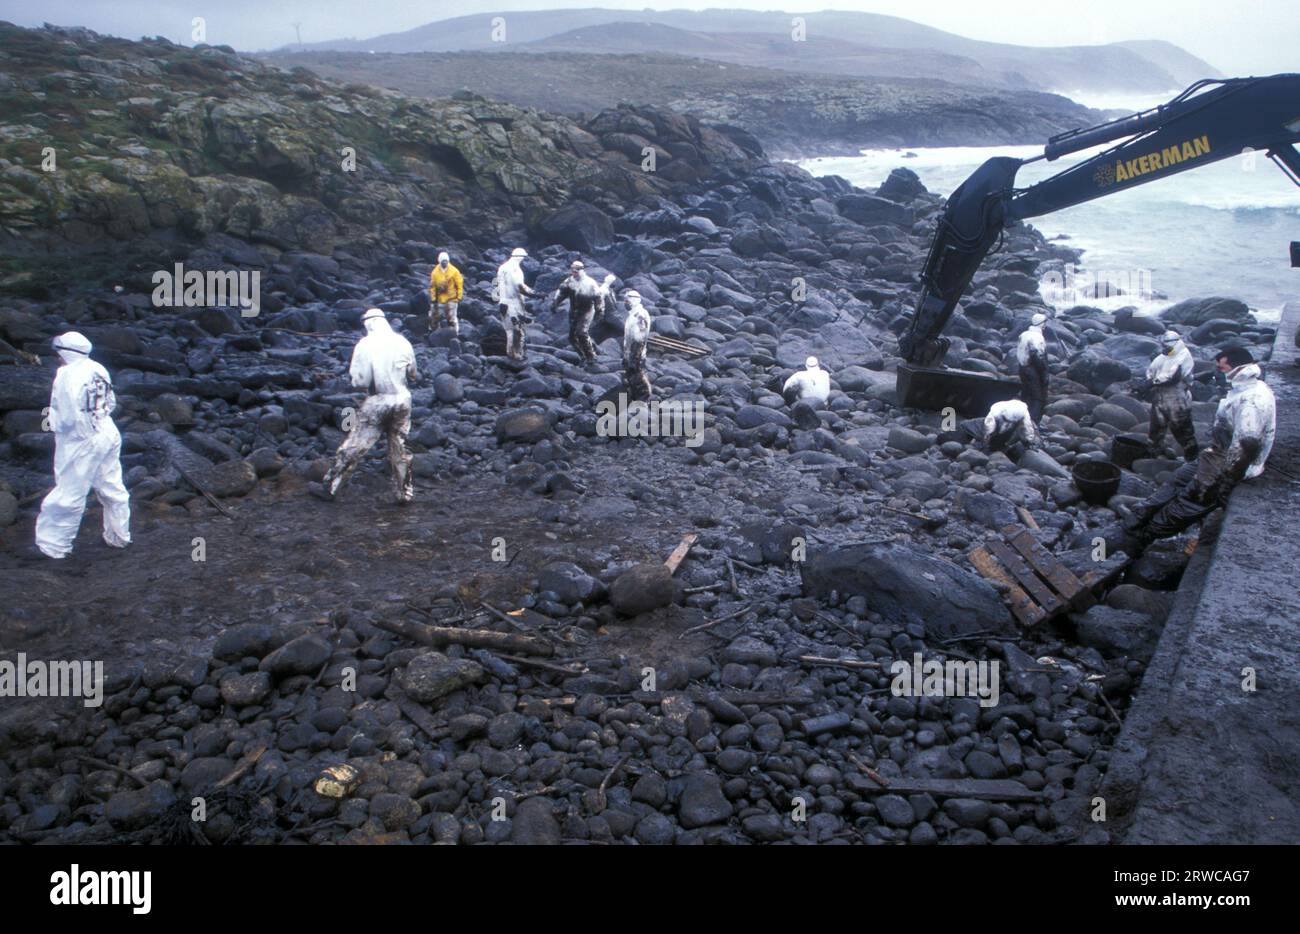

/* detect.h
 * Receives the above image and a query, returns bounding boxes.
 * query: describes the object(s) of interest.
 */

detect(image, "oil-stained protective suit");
[1146,332,1198,459]
[984,398,1041,459]
[553,267,604,363]
[1125,362,1274,546]
[494,250,534,360]
[1016,314,1049,423]
[319,310,417,503]
[622,291,653,402]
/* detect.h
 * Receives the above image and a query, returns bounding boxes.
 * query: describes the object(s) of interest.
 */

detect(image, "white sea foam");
[797,143,1300,326]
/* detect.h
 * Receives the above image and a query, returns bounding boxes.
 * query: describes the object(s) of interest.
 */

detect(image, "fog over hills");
[284,8,1219,94]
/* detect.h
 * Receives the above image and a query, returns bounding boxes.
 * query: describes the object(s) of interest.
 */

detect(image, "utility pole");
[292,21,303,48]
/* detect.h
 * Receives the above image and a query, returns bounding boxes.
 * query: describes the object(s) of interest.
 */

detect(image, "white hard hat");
[624,290,641,301]
[362,307,385,322]
[1031,313,1047,326]
[510,247,528,258]
[806,356,819,369]
[438,251,449,263]
[1160,329,1180,344]
[52,331,92,355]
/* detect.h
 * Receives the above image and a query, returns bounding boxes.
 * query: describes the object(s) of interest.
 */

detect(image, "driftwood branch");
[375,614,554,657]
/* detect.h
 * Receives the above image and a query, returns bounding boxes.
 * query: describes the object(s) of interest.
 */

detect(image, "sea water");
[798,96,1300,323]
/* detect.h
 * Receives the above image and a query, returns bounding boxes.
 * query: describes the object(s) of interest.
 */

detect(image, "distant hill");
[267,49,1106,158]
[282,8,1220,94]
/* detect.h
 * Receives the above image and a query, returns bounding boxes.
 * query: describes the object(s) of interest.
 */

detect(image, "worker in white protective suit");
[1144,329,1199,460]
[983,398,1041,459]
[1124,346,1274,552]
[622,289,653,402]
[311,309,417,504]
[782,356,831,407]
[1016,313,1049,423]
[494,247,535,360]
[34,332,131,559]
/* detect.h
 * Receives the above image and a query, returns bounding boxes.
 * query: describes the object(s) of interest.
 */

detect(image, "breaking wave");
[798,143,1299,325]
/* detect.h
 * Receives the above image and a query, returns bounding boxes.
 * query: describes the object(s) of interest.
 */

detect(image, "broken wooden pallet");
[647,334,710,357]
[969,524,1099,627]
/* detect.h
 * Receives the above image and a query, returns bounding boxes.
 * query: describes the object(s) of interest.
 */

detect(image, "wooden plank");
[385,686,450,742]
[664,533,699,575]
[969,546,1042,626]
[987,538,1064,614]
[214,744,267,789]
[1003,526,1086,601]
[855,777,1041,801]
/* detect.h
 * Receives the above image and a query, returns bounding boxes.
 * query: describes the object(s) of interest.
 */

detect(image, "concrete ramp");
[1102,301,1300,844]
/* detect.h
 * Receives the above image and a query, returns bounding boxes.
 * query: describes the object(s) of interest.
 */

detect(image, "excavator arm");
[899,74,1300,368]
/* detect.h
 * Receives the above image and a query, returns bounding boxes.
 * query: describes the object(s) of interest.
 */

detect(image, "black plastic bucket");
[1110,434,1149,470]
[1073,460,1122,505]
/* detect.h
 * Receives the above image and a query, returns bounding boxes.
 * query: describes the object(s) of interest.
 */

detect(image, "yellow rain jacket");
[430,263,464,304]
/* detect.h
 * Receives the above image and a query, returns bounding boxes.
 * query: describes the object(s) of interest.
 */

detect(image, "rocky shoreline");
[267,50,1105,160]
[0,25,1277,845]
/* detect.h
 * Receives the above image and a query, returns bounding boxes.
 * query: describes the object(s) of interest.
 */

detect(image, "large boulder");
[776,320,883,371]
[259,633,332,677]
[730,226,788,258]
[188,459,257,498]
[876,167,927,203]
[533,202,614,252]
[1113,308,1166,336]
[800,543,1013,639]
[105,780,177,832]
[1098,333,1161,371]
[677,772,734,829]
[494,407,550,444]
[1066,352,1132,394]
[609,562,679,616]
[0,364,54,411]
[1072,605,1161,662]
[1160,296,1252,327]
[836,194,914,227]
[400,652,484,703]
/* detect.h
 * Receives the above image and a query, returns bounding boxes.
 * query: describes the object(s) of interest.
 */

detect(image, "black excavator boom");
[896,74,1300,406]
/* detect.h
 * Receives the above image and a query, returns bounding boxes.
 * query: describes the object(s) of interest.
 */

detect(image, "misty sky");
[0,0,1293,75]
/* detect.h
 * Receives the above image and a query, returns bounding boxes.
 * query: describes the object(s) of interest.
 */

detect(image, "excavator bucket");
[896,363,1021,415]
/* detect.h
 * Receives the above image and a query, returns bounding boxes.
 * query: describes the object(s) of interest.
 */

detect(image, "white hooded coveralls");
[322,313,417,501]
[783,359,831,406]
[494,256,532,358]
[1213,363,1275,480]
[495,257,531,318]
[1015,323,1046,367]
[35,333,131,558]
[1146,339,1195,389]
[622,294,653,401]
[984,398,1041,451]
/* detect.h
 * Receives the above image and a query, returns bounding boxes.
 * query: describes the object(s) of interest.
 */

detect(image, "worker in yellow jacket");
[429,252,464,335]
